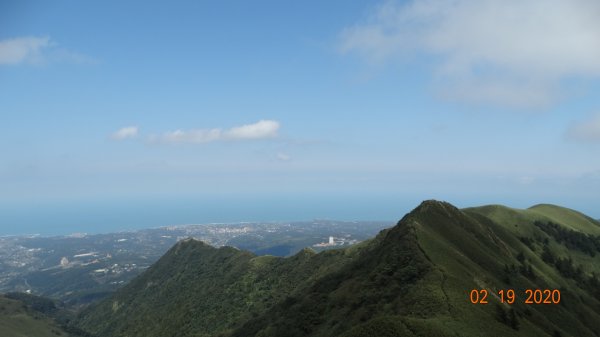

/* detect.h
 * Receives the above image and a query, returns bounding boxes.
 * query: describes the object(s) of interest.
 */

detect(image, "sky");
[1,0,599,235]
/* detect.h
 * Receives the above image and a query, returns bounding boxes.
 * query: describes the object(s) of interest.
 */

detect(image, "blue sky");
[1,0,599,234]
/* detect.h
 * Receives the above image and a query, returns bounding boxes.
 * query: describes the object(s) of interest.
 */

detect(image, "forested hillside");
[75,201,600,337]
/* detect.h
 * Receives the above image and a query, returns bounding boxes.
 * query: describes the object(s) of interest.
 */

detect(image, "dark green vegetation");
[1,221,387,307]
[1,292,94,337]
[0,294,72,337]
[72,200,600,337]
[75,240,364,337]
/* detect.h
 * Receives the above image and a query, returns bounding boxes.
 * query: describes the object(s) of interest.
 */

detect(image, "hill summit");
[75,200,600,337]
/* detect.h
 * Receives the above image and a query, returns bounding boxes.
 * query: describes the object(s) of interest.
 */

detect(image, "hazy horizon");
[1,195,598,236]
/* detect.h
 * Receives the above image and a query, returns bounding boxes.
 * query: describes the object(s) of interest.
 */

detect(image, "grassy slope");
[233,201,600,337]
[527,204,600,235]
[466,204,600,275]
[464,203,600,336]
[464,203,600,235]
[76,201,600,337]
[230,211,445,337]
[0,295,69,337]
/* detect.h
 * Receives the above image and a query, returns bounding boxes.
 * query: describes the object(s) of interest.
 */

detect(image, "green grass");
[0,296,69,337]
[75,200,600,337]
[465,203,600,235]
[528,204,600,235]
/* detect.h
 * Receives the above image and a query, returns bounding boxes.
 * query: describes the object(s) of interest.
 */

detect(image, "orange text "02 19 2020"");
[469,289,561,305]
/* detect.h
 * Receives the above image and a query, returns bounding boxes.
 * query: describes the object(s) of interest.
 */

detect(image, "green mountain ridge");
[73,200,600,337]
[527,204,600,234]
[75,236,368,337]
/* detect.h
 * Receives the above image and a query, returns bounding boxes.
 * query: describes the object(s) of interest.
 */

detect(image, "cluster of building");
[313,236,358,247]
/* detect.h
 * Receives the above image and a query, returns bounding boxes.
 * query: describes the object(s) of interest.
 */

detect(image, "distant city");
[0,220,391,305]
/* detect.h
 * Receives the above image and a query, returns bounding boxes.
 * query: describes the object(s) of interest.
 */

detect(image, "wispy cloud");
[567,114,600,142]
[111,126,139,140]
[0,36,95,66]
[276,153,291,161]
[151,120,280,144]
[0,36,50,65]
[340,0,600,108]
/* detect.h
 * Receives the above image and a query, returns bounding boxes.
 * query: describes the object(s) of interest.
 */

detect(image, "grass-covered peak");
[75,200,600,337]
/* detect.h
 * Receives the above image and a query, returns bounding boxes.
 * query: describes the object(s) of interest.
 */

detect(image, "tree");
[541,245,555,264]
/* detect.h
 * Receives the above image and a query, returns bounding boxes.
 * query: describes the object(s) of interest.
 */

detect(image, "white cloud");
[153,120,280,144]
[0,36,95,66]
[276,153,291,161]
[0,36,50,65]
[111,126,139,140]
[160,128,222,143]
[340,0,600,107]
[567,114,600,142]
[223,120,280,140]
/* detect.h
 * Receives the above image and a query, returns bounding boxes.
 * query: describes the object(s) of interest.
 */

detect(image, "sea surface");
[0,195,409,236]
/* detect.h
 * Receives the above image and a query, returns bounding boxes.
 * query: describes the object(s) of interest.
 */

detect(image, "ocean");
[0,195,408,236]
